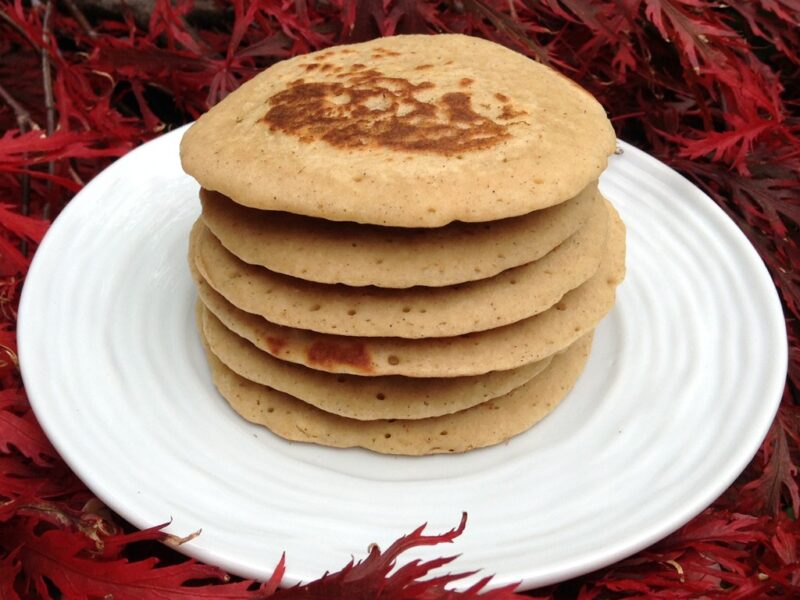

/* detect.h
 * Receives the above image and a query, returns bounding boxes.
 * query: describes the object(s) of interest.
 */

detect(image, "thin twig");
[0,84,39,131]
[67,161,85,186]
[507,0,518,21]
[0,10,38,48]
[0,84,36,256]
[61,0,96,38]
[41,0,55,222]
[42,1,55,138]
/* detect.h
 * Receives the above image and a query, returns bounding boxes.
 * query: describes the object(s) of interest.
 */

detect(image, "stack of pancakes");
[180,34,625,455]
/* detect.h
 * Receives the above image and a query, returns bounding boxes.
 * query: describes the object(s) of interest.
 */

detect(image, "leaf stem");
[0,83,35,256]
[61,0,97,38]
[41,0,55,221]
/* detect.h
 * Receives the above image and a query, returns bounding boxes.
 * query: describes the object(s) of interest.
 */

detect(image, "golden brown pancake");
[181,35,615,227]
[190,200,626,377]
[202,330,593,455]
[201,305,552,420]
[199,184,596,288]
[191,196,608,338]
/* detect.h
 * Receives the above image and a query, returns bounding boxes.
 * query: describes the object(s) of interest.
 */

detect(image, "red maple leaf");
[0,205,48,244]
[0,390,56,467]
[0,549,21,600]
[0,1,798,598]
[740,413,800,517]
[678,117,778,172]
[643,0,736,73]
[2,521,284,600]
[0,511,526,599]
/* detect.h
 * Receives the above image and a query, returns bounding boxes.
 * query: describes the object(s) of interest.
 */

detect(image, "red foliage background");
[1,0,799,597]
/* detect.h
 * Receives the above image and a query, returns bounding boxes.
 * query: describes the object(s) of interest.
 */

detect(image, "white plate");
[19,127,787,590]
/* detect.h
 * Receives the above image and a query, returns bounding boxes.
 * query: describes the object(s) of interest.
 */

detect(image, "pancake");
[190,200,626,377]
[191,195,608,338]
[201,305,552,420]
[180,34,616,227]
[202,330,593,455]
[199,183,597,288]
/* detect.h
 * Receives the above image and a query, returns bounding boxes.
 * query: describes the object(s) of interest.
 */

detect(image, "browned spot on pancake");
[307,341,373,372]
[415,64,433,70]
[262,67,516,155]
[460,78,473,87]
[372,48,400,57]
[264,336,287,355]
[303,63,320,71]
[495,93,509,102]
[499,104,527,120]
[320,63,333,72]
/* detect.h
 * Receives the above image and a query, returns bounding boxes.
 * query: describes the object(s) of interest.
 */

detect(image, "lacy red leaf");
[1,521,276,600]
[0,0,798,597]
[741,412,800,517]
[0,549,21,600]
[0,390,56,466]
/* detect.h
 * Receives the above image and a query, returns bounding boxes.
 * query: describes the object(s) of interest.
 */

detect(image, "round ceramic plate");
[19,126,787,591]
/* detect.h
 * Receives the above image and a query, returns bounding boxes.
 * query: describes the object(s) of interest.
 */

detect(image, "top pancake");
[180,34,616,227]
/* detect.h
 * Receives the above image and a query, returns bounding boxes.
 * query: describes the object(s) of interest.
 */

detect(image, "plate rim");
[18,129,788,590]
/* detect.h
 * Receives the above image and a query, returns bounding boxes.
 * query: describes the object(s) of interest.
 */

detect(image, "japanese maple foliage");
[1,1,798,598]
